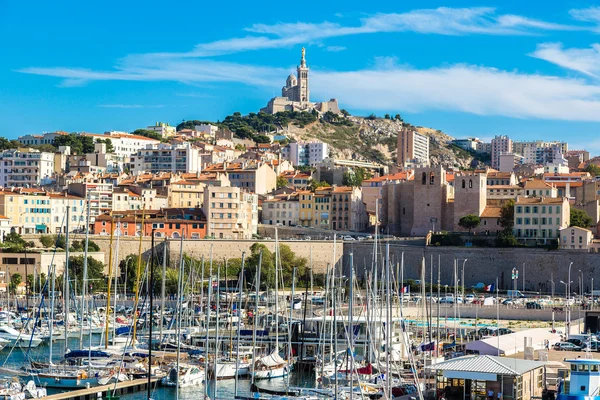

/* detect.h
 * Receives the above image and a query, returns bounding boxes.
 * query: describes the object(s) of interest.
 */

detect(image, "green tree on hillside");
[131,129,163,141]
[9,273,22,295]
[68,256,105,292]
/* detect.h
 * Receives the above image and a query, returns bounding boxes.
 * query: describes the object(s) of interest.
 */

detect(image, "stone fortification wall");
[344,243,600,292]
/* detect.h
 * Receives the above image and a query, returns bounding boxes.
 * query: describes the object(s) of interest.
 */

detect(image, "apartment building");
[486,185,524,200]
[202,186,257,239]
[204,162,277,195]
[131,143,201,175]
[282,141,328,167]
[559,226,593,250]
[0,189,51,234]
[112,188,143,211]
[68,181,114,224]
[523,179,558,198]
[83,132,160,160]
[262,193,299,226]
[486,171,517,186]
[298,190,314,227]
[279,171,311,190]
[18,131,68,146]
[94,208,207,239]
[491,135,512,169]
[146,122,176,137]
[513,141,568,164]
[0,148,55,187]
[331,186,367,232]
[47,192,87,233]
[397,128,429,169]
[169,180,206,208]
[513,196,569,241]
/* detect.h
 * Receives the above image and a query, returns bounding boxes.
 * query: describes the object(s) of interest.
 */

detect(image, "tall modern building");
[282,141,328,167]
[397,128,429,169]
[513,141,568,165]
[491,135,513,169]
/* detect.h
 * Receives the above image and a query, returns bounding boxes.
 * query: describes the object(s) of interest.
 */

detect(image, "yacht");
[0,326,43,348]
[557,358,600,399]
[161,364,205,388]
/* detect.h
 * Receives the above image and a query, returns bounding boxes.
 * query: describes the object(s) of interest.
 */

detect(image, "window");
[430,172,435,185]
[516,218,522,225]
[422,172,427,185]
[525,206,530,213]
[533,206,538,213]
[525,218,530,225]
[461,180,465,189]
[468,179,472,188]
[516,206,522,213]
[556,206,560,213]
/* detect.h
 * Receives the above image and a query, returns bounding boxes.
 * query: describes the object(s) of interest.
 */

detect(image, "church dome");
[286,73,297,87]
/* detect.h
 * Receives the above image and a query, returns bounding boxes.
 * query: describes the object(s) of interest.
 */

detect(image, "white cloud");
[326,46,346,52]
[311,64,600,122]
[126,7,576,59]
[19,56,600,122]
[98,104,165,109]
[569,6,600,23]
[530,42,600,77]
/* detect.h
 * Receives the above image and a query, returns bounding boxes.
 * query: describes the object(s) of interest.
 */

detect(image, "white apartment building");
[146,122,176,137]
[397,129,429,169]
[195,124,218,137]
[0,148,55,188]
[131,143,201,175]
[513,140,568,164]
[513,196,569,241]
[48,192,87,233]
[491,135,512,169]
[282,141,329,167]
[18,132,67,146]
[68,181,114,224]
[559,226,593,250]
[262,194,300,226]
[83,132,160,160]
[202,186,257,239]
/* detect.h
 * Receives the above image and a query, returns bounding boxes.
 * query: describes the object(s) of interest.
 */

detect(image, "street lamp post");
[523,263,526,292]
[568,262,573,337]
[511,268,518,298]
[560,280,570,334]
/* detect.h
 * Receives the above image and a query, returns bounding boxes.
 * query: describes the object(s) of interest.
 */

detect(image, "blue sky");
[2,1,600,152]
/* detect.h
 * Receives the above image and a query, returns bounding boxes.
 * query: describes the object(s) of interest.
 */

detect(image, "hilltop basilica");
[261,48,341,115]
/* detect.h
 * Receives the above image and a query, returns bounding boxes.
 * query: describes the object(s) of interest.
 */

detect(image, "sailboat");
[252,229,292,381]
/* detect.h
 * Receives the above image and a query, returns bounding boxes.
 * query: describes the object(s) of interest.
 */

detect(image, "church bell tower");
[297,47,310,103]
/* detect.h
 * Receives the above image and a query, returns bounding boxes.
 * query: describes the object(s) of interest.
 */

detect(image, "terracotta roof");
[552,181,583,188]
[515,197,565,204]
[363,172,410,183]
[480,206,502,218]
[487,185,522,189]
[523,179,553,189]
[543,172,589,177]
[333,186,353,193]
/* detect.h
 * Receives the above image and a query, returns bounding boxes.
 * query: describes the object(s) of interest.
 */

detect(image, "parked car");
[553,342,582,351]
[526,302,542,309]
[342,236,355,241]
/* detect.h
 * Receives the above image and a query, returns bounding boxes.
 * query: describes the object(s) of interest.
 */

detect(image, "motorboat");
[161,364,205,388]
[0,326,43,348]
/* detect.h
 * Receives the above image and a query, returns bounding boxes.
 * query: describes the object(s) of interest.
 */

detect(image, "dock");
[43,378,160,400]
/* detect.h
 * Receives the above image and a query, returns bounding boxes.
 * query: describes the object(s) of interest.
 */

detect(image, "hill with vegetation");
[177,111,490,169]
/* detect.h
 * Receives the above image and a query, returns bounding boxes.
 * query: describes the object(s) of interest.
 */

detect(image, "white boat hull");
[213,362,250,379]
[253,365,289,380]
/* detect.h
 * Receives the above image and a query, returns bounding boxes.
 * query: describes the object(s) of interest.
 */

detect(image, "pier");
[43,378,160,400]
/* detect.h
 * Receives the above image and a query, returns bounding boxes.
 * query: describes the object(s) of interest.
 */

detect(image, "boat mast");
[349,252,354,400]
[250,251,262,386]
[214,258,221,397]
[131,208,146,346]
[275,229,279,352]
[287,266,296,387]
[48,262,56,364]
[79,188,91,349]
[175,230,185,400]
[104,217,114,349]
[159,238,167,350]
[234,252,245,397]
[113,222,120,342]
[63,205,70,352]
[147,229,156,400]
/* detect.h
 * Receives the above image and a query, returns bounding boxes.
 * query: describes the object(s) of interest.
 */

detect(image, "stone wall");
[24,235,343,273]
[344,243,600,293]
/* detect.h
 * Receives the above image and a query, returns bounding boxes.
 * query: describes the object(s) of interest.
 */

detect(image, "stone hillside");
[281,116,486,169]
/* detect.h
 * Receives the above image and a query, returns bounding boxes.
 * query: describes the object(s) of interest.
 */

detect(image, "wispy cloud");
[98,104,165,109]
[325,46,346,52]
[128,7,578,59]
[530,42,600,77]
[569,6,600,23]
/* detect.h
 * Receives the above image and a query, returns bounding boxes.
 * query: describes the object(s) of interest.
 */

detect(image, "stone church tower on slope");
[261,48,339,115]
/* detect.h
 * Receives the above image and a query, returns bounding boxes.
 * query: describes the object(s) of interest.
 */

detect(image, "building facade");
[491,135,513,169]
[262,194,300,227]
[282,141,328,167]
[513,196,569,241]
[131,143,201,175]
[0,148,55,187]
[397,128,429,169]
